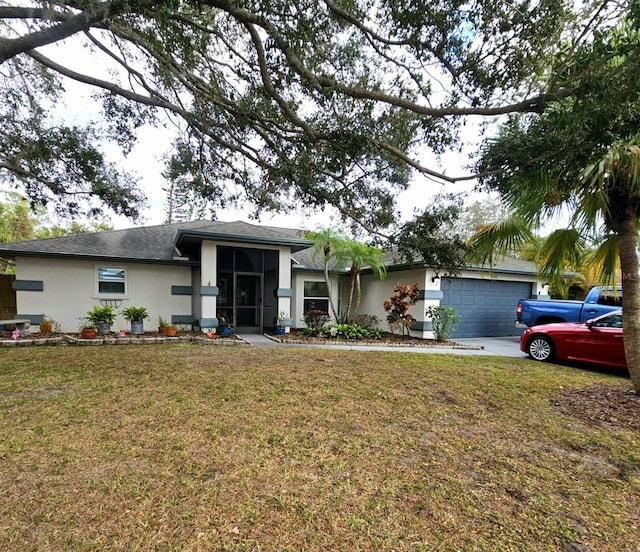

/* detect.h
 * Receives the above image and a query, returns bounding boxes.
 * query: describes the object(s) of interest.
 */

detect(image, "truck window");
[597,294,622,307]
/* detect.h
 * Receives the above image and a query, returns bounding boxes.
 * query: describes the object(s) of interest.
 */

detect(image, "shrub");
[349,314,380,329]
[383,282,420,336]
[426,305,460,342]
[321,323,381,340]
[304,309,330,329]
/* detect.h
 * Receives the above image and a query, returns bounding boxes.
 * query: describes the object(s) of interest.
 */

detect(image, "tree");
[0,1,624,227]
[457,199,510,241]
[0,192,112,272]
[0,192,38,244]
[471,21,640,394]
[305,228,343,321]
[306,228,386,322]
[331,239,387,322]
[391,194,469,276]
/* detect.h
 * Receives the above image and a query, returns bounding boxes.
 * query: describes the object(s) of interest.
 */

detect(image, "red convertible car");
[520,310,627,371]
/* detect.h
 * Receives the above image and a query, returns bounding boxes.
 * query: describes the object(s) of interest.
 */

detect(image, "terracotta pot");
[158,326,166,334]
[81,328,97,339]
[164,325,177,337]
[39,321,53,334]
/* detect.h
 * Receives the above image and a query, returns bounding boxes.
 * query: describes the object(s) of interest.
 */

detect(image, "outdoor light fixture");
[431,275,440,283]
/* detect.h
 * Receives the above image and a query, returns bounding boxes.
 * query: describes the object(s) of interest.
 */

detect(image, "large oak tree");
[0,0,624,229]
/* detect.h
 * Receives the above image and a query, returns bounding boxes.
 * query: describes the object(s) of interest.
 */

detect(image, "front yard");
[0,345,638,551]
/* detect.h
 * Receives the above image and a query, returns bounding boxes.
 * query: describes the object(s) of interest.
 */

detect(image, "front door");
[235,273,262,332]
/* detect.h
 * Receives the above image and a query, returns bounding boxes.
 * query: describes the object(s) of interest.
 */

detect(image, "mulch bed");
[271,329,478,348]
[551,385,640,432]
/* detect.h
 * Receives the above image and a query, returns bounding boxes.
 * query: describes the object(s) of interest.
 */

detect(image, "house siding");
[14,257,191,332]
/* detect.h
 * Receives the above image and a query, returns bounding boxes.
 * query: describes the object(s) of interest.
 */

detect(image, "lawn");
[0,345,638,551]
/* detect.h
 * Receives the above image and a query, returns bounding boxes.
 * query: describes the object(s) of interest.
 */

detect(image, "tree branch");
[0,0,158,63]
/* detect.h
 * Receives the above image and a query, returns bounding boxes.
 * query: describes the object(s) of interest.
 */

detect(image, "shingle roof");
[0,220,313,264]
[0,219,539,275]
[293,245,539,275]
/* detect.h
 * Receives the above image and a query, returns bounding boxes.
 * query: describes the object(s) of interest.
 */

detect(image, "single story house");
[0,220,546,338]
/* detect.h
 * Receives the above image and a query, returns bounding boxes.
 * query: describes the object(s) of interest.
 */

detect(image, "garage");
[441,278,533,338]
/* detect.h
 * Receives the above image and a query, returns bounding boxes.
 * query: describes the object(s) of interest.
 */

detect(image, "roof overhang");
[175,230,314,253]
[1,250,198,266]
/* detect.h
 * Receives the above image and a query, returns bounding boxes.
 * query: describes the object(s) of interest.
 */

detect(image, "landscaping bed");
[269,328,480,349]
[0,330,247,346]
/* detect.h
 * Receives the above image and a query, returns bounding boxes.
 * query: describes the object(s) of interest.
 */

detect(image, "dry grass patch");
[0,345,638,551]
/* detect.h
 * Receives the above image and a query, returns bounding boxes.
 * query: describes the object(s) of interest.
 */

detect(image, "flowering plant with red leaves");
[383,282,420,336]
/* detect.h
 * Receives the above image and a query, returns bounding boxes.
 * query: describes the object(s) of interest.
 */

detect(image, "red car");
[520,310,627,371]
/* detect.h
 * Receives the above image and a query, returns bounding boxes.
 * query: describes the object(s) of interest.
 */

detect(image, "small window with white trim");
[97,267,126,295]
[303,281,329,314]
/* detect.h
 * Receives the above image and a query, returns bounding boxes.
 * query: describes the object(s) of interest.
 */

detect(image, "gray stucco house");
[0,220,545,338]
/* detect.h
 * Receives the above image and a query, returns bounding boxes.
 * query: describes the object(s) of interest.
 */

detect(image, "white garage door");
[441,278,533,338]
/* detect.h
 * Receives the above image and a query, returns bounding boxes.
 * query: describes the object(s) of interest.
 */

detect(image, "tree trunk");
[618,216,640,394]
[354,273,362,316]
[324,257,340,322]
[344,268,357,322]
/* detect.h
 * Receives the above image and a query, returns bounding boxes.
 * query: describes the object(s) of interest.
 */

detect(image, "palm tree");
[471,137,640,394]
[332,239,387,322]
[305,228,344,321]
[306,228,387,323]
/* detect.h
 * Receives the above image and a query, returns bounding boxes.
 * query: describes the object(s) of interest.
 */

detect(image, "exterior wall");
[199,241,218,328]
[14,257,191,333]
[454,268,539,287]
[277,245,293,329]
[359,268,435,337]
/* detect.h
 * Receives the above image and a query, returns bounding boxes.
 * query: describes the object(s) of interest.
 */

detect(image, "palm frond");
[467,216,535,265]
[502,172,568,229]
[583,234,621,290]
[537,228,586,278]
[571,166,609,232]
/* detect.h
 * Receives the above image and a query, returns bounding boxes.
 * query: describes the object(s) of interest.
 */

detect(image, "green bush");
[426,305,459,342]
[321,323,381,340]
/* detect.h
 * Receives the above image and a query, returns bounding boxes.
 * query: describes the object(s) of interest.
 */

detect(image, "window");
[97,267,126,295]
[303,281,329,314]
[597,293,622,307]
[591,313,623,328]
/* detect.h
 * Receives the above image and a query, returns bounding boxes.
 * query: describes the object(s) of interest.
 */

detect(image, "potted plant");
[158,316,168,333]
[39,315,54,335]
[86,305,116,336]
[122,306,149,334]
[273,310,287,335]
[80,320,97,339]
[158,316,177,336]
[217,314,233,337]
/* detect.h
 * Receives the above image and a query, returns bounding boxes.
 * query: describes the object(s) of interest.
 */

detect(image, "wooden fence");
[0,275,16,320]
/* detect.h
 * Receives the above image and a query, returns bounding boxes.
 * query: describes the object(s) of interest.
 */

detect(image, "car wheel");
[527,335,555,362]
